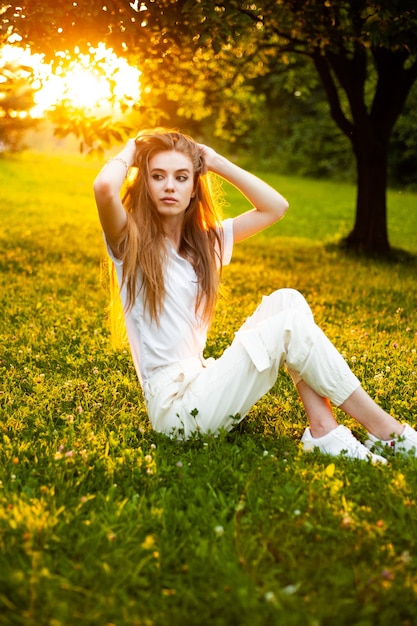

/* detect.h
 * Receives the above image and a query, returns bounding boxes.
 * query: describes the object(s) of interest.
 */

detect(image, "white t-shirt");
[106,218,234,384]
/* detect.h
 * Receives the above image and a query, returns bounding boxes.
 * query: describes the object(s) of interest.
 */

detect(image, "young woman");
[94,128,417,462]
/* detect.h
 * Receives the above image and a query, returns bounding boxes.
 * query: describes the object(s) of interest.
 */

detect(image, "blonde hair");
[116,128,224,326]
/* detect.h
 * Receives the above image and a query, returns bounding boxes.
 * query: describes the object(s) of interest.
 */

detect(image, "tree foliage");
[0,60,39,151]
[1,0,417,253]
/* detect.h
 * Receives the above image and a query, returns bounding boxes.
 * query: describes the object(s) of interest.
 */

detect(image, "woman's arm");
[93,139,137,254]
[199,145,289,244]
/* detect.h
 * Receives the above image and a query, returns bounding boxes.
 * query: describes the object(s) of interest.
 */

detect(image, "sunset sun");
[1,43,141,118]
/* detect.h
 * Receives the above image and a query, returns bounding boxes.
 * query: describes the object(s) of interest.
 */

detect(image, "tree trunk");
[343,133,390,256]
[313,44,417,257]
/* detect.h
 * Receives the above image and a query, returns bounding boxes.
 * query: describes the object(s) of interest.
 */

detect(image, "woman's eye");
[177,175,188,182]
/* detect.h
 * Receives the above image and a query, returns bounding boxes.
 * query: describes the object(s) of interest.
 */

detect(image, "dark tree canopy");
[2,0,417,254]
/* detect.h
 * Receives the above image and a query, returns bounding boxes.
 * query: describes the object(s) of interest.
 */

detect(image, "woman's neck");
[163,220,184,253]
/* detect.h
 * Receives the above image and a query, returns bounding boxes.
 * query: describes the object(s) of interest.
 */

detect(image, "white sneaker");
[365,423,417,457]
[301,425,387,464]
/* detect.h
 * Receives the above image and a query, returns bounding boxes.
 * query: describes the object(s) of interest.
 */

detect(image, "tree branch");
[312,49,354,138]
[371,48,417,137]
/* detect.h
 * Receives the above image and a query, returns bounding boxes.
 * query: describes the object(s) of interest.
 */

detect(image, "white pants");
[143,289,361,438]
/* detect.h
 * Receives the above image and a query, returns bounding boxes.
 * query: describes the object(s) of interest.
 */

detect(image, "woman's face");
[147,150,195,226]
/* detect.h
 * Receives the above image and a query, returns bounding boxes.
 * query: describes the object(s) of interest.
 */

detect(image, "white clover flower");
[264,591,277,603]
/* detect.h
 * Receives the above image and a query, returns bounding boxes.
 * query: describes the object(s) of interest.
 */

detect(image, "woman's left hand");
[198,144,219,172]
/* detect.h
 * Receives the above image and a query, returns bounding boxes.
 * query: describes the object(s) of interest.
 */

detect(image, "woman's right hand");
[121,138,137,167]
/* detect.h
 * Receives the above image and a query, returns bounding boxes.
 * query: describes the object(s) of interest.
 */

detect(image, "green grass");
[223,173,417,252]
[1,151,417,626]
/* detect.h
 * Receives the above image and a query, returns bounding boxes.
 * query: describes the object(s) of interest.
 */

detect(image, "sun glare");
[1,43,141,118]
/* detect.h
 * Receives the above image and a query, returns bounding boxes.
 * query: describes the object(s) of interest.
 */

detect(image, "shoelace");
[339,430,370,458]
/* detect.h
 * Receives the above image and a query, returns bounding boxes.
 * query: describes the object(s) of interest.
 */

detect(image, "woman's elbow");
[94,175,108,195]
[277,198,289,220]
[93,177,116,204]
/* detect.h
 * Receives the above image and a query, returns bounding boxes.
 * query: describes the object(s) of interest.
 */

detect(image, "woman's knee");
[266,288,312,316]
[242,288,313,331]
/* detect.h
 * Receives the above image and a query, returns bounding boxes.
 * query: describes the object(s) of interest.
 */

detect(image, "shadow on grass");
[325,239,417,265]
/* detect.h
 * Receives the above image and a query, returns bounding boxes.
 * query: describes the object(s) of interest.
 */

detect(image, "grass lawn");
[1,151,417,626]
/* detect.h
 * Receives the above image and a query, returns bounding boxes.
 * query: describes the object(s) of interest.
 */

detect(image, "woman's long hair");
[116,128,224,326]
